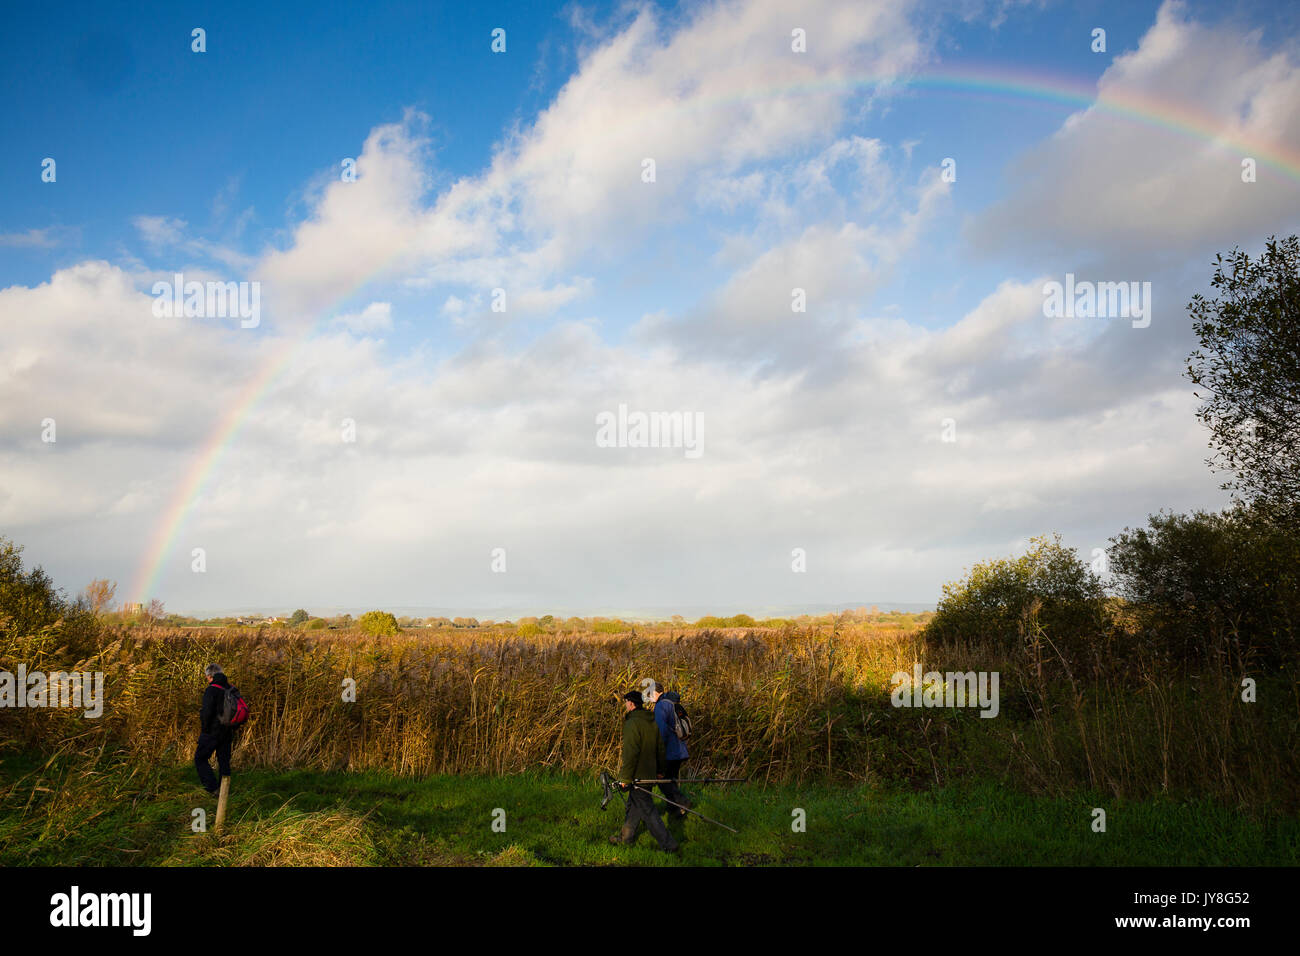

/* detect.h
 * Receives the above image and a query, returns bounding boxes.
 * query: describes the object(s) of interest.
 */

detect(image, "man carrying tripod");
[609,689,679,853]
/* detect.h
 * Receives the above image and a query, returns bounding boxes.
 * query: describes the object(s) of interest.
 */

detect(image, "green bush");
[1108,505,1299,668]
[924,534,1105,662]
[0,537,74,637]
[357,610,400,637]
[694,614,757,628]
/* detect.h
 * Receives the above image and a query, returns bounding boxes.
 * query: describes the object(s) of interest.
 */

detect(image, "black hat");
[622,690,644,707]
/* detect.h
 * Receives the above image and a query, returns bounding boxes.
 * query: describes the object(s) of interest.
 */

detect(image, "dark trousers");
[194,731,232,793]
[658,758,687,806]
[624,786,678,850]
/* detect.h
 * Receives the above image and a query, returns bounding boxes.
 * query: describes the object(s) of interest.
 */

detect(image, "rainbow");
[127,272,403,604]
[684,62,1300,183]
[128,61,1300,603]
[130,336,296,604]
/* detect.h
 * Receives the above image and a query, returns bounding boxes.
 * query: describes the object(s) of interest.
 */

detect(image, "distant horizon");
[154,600,936,622]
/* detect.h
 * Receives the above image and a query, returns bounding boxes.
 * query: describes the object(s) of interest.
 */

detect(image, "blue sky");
[0,2,1186,293]
[2,0,1283,345]
[2,0,1298,615]
[0,0,1280,327]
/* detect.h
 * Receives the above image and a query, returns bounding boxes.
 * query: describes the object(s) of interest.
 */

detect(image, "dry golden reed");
[3,615,1295,811]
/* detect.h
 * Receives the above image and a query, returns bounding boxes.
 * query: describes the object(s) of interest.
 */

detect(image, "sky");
[1,0,1298,616]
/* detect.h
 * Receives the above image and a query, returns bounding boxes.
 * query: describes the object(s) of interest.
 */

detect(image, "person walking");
[195,663,234,796]
[649,682,691,815]
[609,689,678,852]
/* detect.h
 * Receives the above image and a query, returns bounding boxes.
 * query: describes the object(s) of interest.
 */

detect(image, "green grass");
[1,752,1294,866]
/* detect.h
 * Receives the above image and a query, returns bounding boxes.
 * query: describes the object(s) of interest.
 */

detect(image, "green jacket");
[619,707,665,784]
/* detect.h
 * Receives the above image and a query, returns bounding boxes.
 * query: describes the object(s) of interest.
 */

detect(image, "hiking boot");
[609,824,637,845]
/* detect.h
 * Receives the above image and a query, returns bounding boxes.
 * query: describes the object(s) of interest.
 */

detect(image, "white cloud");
[0,228,59,249]
[440,295,466,320]
[133,216,187,246]
[132,214,255,272]
[250,0,928,329]
[0,243,1229,611]
[970,0,1300,257]
[333,302,393,334]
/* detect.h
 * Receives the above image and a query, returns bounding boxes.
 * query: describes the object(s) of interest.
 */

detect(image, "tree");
[1108,505,1298,667]
[924,534,1105,658]
[0,537,66,635]
[1187,236,1300,518]
[358,610,400,636]
[289,608,310,626]
[82,579,118,616]
[144,599,166,623]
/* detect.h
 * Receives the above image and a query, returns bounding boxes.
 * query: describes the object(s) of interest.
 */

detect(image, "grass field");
[2,753,1294,867]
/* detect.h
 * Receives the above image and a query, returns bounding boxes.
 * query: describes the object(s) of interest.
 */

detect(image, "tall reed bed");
[2,617,1295,812]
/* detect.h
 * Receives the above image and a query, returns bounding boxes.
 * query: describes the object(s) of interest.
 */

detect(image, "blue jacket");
[654,696,688,761]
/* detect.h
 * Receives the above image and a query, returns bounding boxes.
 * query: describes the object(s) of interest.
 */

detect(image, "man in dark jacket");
[610,690,678,852]
[195,663,233,795]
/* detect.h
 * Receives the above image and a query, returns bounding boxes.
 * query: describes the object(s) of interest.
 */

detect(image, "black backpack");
[666,692,691,739]
[217,684,249,727]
